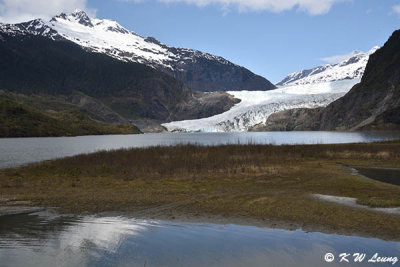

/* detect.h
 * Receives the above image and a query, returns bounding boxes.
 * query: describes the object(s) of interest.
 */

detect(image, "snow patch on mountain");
[0,10,234,71]
[0,10,276,92]
[277,47,379,86]
[48,10,176,69]
[162,79,360,132]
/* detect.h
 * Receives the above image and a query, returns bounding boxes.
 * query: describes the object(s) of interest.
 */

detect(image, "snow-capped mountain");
[162,79,360,132]
[277,47,379,86]
[0,10,275,92]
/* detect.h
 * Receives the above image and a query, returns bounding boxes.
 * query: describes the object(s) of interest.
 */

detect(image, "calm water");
[1,131,400,168]
[1,133,400,266]
[354,167,400,186]
[0,212,398,267]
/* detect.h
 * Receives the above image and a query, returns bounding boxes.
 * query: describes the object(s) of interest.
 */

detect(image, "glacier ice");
[162,79,360,132]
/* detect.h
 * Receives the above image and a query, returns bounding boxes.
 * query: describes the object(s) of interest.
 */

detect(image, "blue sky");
[1,0,400,83]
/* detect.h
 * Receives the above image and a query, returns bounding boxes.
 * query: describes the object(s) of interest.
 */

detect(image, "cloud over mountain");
[393,4,400,16]
[0,0,94,23]
[157,0,347,15]
[320,50,363,64]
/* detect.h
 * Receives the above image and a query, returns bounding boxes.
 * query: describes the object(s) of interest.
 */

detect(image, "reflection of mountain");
[58,217,146,253]
[0,214,398,267]
[0,213,149,266]
[0,214,145,248]
[0,213,70,241]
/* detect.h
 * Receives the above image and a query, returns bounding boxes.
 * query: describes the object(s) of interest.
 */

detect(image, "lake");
[354,167,400,186]
[1,131,400,168]
[0,212,398,267]
[1,132,400,267]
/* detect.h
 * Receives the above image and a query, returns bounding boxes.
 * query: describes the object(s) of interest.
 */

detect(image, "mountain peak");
[70,9,88,17]
[50,12,67,22]
[50,9,93,27]
[0,11,275,92]
[277,46,379,86]
[368,46,380,54]
[70,9,93,27]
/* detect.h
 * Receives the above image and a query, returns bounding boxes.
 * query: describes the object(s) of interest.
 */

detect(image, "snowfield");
[48,11,177,69]
[162,79,360,132]
[1,10,233,71]
[277,47,378,86]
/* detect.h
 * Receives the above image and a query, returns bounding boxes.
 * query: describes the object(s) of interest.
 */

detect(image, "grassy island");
[1,141,400,240]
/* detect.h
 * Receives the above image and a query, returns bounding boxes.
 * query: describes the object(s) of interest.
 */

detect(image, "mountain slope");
[0,98,141,137]
[261,30,400,131]
[277,47,379,86]
[1,10,275,92]
[0,31,238,126]
[317,30,400,130]
[0,32,192,121]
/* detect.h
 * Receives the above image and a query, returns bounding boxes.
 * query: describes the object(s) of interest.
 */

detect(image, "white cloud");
[0,0,95,23]
[393,4,400,15]
[119,0,145,3]
[320,50,362,64]
[157,0,348,15]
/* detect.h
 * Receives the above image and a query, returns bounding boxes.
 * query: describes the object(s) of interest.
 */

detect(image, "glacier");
[162,79,360,132]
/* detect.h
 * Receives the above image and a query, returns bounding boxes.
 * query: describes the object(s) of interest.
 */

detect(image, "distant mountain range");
[0,10,275,92]
[277,47,379,86]
[1,10,399,135]
[163,32,400,132]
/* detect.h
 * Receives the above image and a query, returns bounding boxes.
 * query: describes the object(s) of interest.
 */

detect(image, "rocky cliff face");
[249,108,322,131]
[316,30,400,130]
[173,91,241,121]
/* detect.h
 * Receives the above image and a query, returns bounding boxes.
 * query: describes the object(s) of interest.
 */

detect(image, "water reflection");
[354,167,400,186]
[0,212,399,267]
[1,131,400,168]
